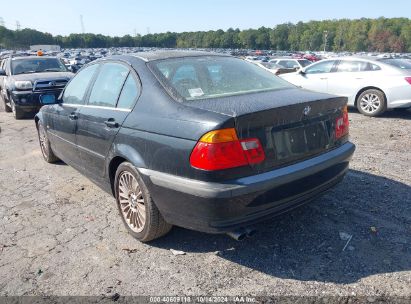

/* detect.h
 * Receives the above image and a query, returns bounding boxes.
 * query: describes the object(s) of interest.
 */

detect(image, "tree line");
[1,17,411,52]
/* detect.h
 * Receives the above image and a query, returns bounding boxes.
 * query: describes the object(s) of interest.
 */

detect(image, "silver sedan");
[281,57,411,116]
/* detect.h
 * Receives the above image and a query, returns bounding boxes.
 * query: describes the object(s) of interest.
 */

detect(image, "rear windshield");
[380,59,411,70]
[11,58,67,75]
[298,59,312,67]
[148,56,293,101]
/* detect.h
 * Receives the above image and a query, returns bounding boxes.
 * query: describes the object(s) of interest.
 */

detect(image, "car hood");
[10,72,74,82]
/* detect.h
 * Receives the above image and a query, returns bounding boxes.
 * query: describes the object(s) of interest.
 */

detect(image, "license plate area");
[272,120,329,160]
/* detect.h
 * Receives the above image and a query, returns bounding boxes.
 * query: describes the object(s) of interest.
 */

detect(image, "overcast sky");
[0,0,410,36]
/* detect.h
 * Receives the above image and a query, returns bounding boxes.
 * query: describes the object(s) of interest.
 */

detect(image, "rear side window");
[117,74,139,109]
[305,60,336,74]
[298,59,312,67]
[370,63,381,71]
[63,64,98,105]
[278,60,299,69]
[88,63,129,108]
[336,61,369,72]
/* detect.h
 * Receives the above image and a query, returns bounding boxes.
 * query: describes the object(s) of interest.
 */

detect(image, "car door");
[281,60,337,93]
[327,60,371,98]
[300,60,338,92]
[76,62,140,178]
[47,64,99,165]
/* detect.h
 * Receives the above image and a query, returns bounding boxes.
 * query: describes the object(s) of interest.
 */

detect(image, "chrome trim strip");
[61,104,131,112]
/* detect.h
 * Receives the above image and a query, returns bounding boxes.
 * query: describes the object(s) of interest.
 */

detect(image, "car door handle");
[320,77,328,80]
[104,118,119,128]
[68,113,78,120]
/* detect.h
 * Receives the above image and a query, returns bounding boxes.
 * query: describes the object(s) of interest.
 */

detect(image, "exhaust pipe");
[226,229,247,241]
[226,227,257,241]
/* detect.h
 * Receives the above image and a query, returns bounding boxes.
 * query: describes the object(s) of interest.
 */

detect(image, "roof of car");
[130,50,230,62]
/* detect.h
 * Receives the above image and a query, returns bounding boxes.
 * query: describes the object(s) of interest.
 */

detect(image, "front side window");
[11,58,67,75]
[305,60,336,74]
[62,64,99,105]
[149,56,293,101]
[88,63,129,108]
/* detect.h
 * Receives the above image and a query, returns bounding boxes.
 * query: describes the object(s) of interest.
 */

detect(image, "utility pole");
[323,30,328,52]
[80,15,85,34]
[16,20,21,31]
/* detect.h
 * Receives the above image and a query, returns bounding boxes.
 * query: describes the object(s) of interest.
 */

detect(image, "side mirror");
[39,94,59,105]
[299,69,306,75]
[0,69,6,76]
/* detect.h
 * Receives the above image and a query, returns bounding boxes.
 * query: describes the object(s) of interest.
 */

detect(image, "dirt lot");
[0,109,410,298]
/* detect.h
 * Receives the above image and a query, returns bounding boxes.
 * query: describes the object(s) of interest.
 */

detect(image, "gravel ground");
[0,109,410,298]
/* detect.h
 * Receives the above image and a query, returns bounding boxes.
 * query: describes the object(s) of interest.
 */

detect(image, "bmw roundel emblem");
[303,105,311,116]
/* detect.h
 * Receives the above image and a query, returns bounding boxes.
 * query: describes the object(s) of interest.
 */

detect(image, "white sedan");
[281,57,411,116]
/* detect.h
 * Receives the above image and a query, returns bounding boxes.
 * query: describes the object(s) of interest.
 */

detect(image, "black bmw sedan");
[35,51,355,242]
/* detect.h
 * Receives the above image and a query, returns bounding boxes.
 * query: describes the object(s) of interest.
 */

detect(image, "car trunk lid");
[186,88,348,174]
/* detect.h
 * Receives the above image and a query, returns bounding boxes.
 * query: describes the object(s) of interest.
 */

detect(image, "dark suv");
[0,56,73,119]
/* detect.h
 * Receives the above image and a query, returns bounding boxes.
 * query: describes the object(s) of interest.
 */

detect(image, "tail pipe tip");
[226,227,257,241]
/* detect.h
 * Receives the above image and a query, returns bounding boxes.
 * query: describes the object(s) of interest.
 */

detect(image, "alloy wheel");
[118,171,146,233]
[360,93,381,114]
[38,125,49,158]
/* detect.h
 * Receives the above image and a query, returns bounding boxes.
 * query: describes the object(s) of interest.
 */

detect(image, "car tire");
[37,122,59,163]
[0,94,11,112]
[114,162,172,242]
[11,101,25,119]
[356,89,387,117]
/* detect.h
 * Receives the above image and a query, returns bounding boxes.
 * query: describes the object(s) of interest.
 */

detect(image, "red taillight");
[405,77,411,85]
[190,128,265,171]
[240,138,266,165]
[335,106,349,140]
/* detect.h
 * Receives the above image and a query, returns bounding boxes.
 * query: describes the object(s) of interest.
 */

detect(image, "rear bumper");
[140,142,355,233]
[387,99,411,109]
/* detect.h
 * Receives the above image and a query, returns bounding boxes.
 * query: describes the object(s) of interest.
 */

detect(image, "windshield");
[11,58,68,75]
[380,59,411,70]
[149,56,293,101]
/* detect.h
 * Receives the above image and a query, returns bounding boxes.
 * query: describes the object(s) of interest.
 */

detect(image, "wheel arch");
[354,86,387,107]
[107,145,147,196]
[34,113,42,129]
